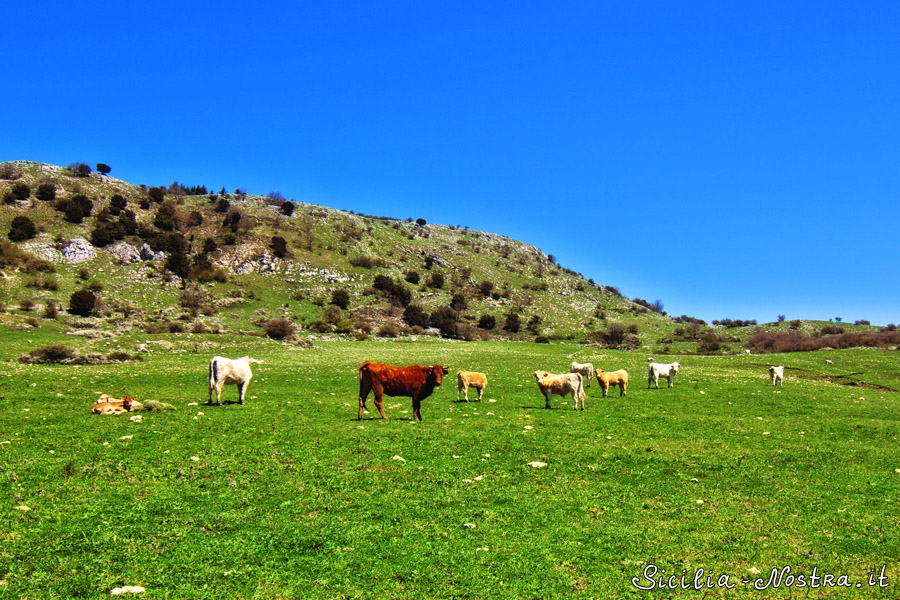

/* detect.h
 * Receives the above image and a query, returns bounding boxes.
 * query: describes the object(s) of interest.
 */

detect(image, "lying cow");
[769,366,785,387]
[457,370,488,402]
[532,370,586,410]
[570,361,594,387]
[358,361,449,421]
[92,396,134,415]
[595,369,628,397]
[208,356,262,405]
[648,362,681,389]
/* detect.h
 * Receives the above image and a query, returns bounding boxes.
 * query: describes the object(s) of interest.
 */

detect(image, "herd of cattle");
[194,356,784,422]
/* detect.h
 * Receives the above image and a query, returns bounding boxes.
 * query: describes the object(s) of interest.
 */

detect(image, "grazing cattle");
[595,369,629,397]
[358,361,449,421]
[92,396,134,415]
[532,370,586,410]
[769,366,785,387]
[456,370,488,402]
[648,362,681,389]
[208,356,262,406]
[825,359,834,365]
[570,361,594,387]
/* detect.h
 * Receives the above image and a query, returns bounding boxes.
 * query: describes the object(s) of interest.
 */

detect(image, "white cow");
[769,366,785,387]
[533,370,586,410]
[208,356,262,405]
[648,362,681,389]
[570,361,594,387]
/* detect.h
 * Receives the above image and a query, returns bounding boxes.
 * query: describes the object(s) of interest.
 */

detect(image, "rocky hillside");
[0,160,723,351]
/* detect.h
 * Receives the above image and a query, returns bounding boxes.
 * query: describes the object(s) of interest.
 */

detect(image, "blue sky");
[4,1,899,325]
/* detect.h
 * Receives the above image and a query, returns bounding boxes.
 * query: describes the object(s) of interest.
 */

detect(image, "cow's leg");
[544,390,552,410]
[237,382,246,405]
[477,386,483,401]
[372,385,388,419]
[215,383,223,406]
[412,396,423,421]
[464,383,469,402]
[358,378,371,420]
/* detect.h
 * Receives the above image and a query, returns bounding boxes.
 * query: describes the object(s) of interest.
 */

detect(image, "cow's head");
[123,397,135,411]
[670,362,681,375]
[429,365,449,386]
[532,370,549,382]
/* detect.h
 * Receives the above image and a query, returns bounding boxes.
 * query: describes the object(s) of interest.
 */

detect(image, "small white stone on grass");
[129,415,142,423]
[463,523,476,528]
[696,499,705,504]
[189,456,199,461]
[527,461,548,469]
[14,505,30,512]
[187,402,198,407]
[111,586,146,595]
[523,425,533,430]
[391,455,405,462]
[119,436,133,441]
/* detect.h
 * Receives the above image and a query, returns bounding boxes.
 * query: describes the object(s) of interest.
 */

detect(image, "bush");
[10,182,30,200]
[89,221,125,247]
[323,305,343,325]
[426,272,444,289]
[69,289,97,317]
[0,163,19,180]
[8,216,37,242]
[349,256,375,268]
[263,318,296,340]
[450,293,467,311]
[377,323,400,338]
[148,187,166,203]
[503,312,521,333]
[109,194,127,214]
[404,270,420,284]
[154,201,179,231]
[280,201,295,216]
[271,236,288,258]
[403,304,429,328]
[69,162,92,177]
[697,332,721,353]
[478,314,496,330]
[20,344,77,364]
[330,289,350,310]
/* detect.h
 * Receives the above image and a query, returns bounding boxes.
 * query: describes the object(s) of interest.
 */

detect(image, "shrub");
[697,332,721,353]
[154,201,179,231]
[69,289,97,317]
[404,271,420,285]
[377,323,400,337]
[330,289,350,310]
[280,201,295,216]
[69,162,92,177]
[403,304,429,328]
[147,187,166,203]
[20,344,77,364]
[535,336,550,344]
[478,314,496,330]
[89,221,125,247]
[427,272,444,289]
[270,236,288,258]
[109,194,127,214]
[96,163,111,176]
[0,163,19,180]
[349,256,375,268]
[8,216,37,242]
[503,312,521,333]
[818,325,845,336]
[263,318,296,340]
[855,319,871,326]
[10,182,30,200]
[43,304,59,319]
[789,319,801,330]
[450,293,467,311]
[323,305,343,325]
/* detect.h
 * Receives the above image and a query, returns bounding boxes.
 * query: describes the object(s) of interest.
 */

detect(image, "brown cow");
[358,361,449,421]
[92,396,135,415]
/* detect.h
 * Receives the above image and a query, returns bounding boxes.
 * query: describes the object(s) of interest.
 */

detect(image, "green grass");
[1,329,898,598]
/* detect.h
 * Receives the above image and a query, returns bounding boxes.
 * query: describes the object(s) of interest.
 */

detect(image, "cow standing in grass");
[208,356,262,405]
[358,361,449,421]
[769,366,785,387]
[648,362,680,389]
[532,370,586,410]
[457,370,488,402]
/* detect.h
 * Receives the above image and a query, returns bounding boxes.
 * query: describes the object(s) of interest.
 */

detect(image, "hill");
[0,160,889,354]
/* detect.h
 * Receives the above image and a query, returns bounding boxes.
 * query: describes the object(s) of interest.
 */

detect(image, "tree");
[154,201,179,231]
[503,312,521,333]
[69,162,92,177]
[8,216,37,242]
[416,218,427,226]
[280,200,295,217]
[450,293,467,311]
[96,163,111,176]
[69,289,97,317]
[478,314,496,330]
[403,304,429,328]
[147,186,166,203]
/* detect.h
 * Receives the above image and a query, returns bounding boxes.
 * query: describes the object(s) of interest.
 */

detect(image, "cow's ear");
[442,367,449,375]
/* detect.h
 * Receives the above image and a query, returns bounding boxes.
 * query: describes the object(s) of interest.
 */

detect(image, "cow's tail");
[358,362,370,408]
[577,373,586,400]
[209,358,218,393]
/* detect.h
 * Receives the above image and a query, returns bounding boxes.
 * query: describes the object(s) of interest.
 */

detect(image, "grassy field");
[1,329,899,598]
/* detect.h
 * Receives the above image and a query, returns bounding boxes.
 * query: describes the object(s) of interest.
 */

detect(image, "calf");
[92,396,134,415]
[359,361,449,421]
[570,361,594,387]
[769,366,785,387]
[532,370,586,410]
[208,356,262,405]
[595,369,628,397]
[648,362,681,389]
[456,370,488,402]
